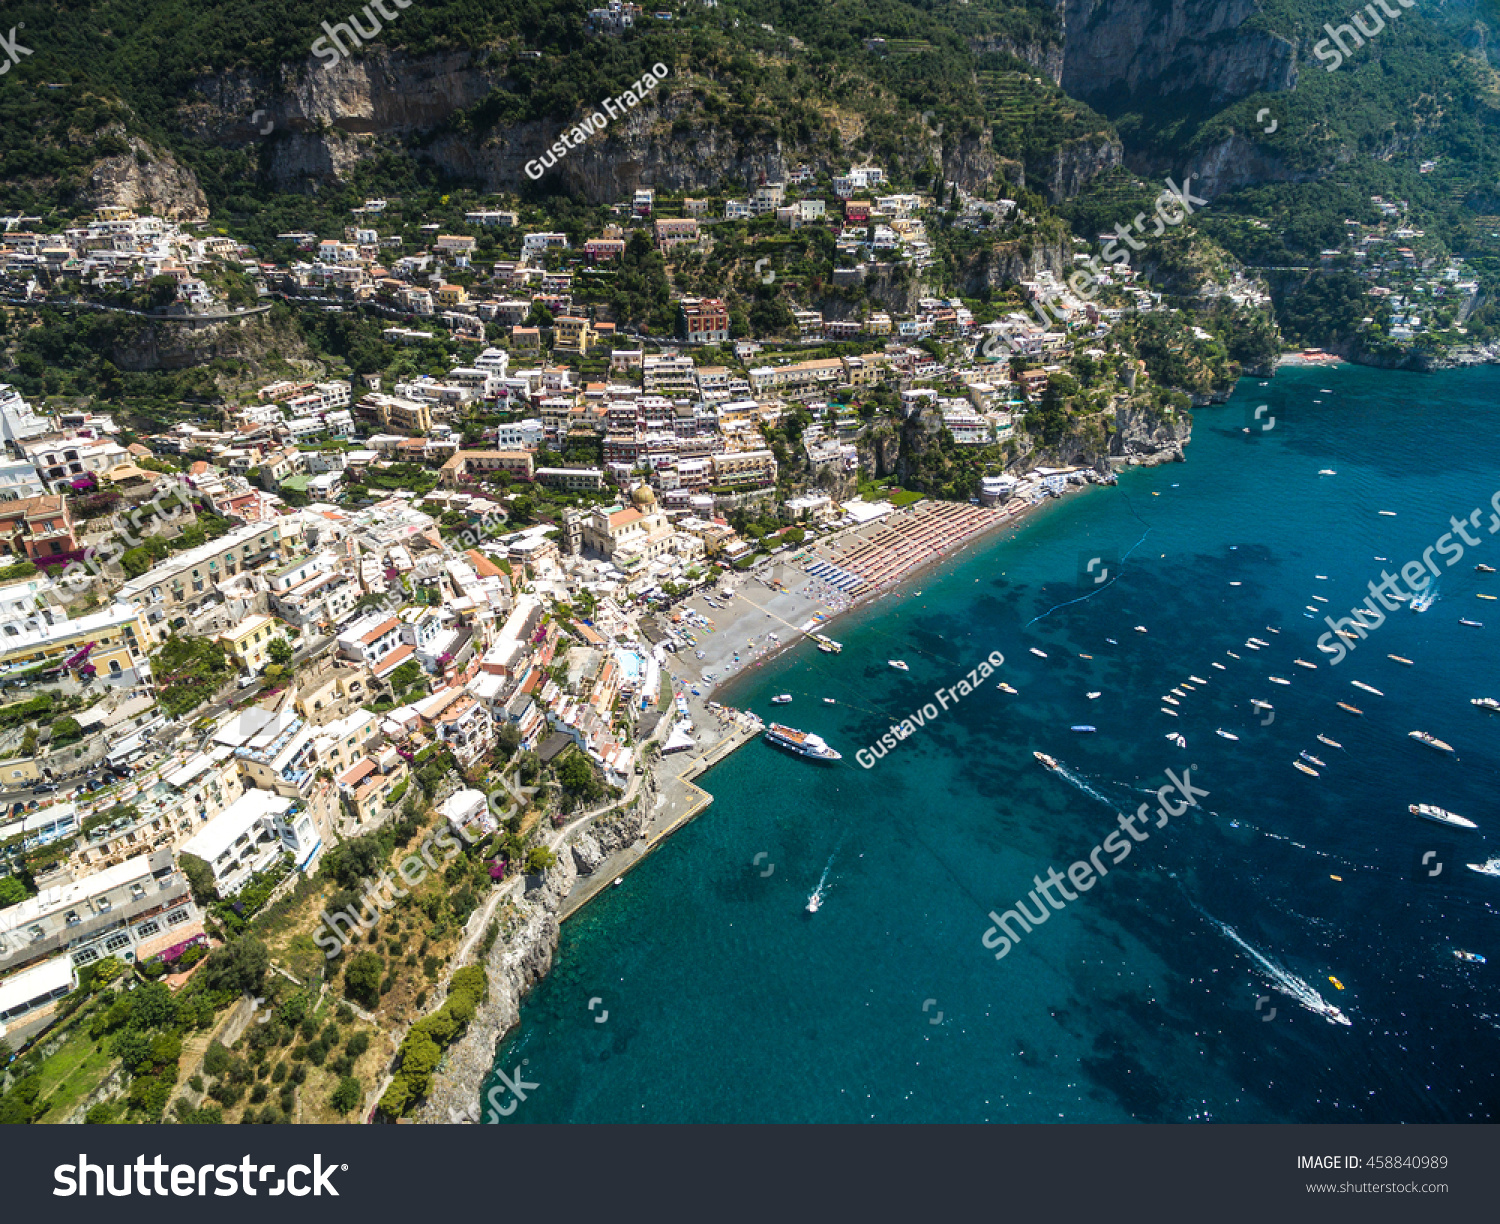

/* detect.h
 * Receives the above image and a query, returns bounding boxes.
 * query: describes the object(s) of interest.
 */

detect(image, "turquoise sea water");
[483,365,1500,1122]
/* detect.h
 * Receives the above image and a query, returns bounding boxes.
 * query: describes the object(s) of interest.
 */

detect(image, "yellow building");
[436,283,469,309]
[216,614,282,675]
[0,602,152,685]
[553,316,594,354]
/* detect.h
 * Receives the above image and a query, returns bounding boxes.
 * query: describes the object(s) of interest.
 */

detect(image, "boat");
[1294,659,1317,669]
[1408,731,1455,754]
[1106,638,1118,645]
[1034,752,1060,771]
[1269,676,1291,686]
[998,682,1018,694]
[822,698,835,705]
[1379,510,1397,517]
[764,723,842,761]
[1229,580,1242,586]
[1311,596,1328,604]
[888,660,910,671]
[1467,858,1500,877]
[1319,469,1337,476]
[1189,675,1208,685]
[1249,637,1270,647]
[1215,728,1239,741]
[1337,702,1363,715]
[1078,653,1093,660]
[814,634,843,654]
[771,694,793,705]
[1477,564,1497,574]
[1165,733,1186,748]
[1410,592,1435,612]
[1471,697,1500,712]
[1351,681,1383,696]
[1335,629,1358,642]
[1134,625,1148,633]
[1300,751,1327,768]
[1460,618,1483,627]
[1293,761,1320,776]
[1171,687,1186,696]
[1478,594,1497,601]
[1387,655,1413,665]
[1162,696,1180,706]
[1250,699,1274,710]
[1245,641,1261,651]
[1305,606,1320,614]
[806,892,822,914]
[1160,708,1178,717]
[1317,734,1342,749]
[1211,662,1227,670]
[1071,725,1096,733]
[1226,650,1241,659]
[1409,804,1477,829]
[1180,682,1196,691]
[1086,691,1101,699]
[1453,950,1486,964]
[613,877,624,888]
[1029,647,1048,658]
[1328,976,1344,990]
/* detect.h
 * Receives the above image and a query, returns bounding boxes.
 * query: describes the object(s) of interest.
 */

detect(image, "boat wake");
[1197,907,1351,1025]
[1050,762,1119,811]
[807,836,847,913]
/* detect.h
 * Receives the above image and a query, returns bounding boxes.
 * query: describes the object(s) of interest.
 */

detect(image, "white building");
[177,789,314,895]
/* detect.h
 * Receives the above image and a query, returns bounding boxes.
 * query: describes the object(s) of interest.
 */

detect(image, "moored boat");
[1388,654,1413,665]
[1294,659,1317,669]
[1351,681,1383,696]
[1454,950,1487,964]
[1460,618,1483,627]
[771,694,793,705]
[764,722,842,761]
[1471,697,1500,712]
[1408,730,1455,754]
[998,682,1017,694]
[888,659,909,671]
[1477,563,1497,574]
[1215,728,1239,741]
[1337,701,1363,715]
[1293,760,1320,777]
[1071,725,1096,733]
[1029,647,1048,658]
[1300,751,1327,768]
[1317,734,1342,749]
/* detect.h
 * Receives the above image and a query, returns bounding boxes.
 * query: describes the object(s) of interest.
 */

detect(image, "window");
[105,932,131,952]
[166,908,191,926]
[137,920,160,938]
[73,947,99,965]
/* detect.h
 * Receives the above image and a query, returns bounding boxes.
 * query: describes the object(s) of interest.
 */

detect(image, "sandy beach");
[656,497,1043,702]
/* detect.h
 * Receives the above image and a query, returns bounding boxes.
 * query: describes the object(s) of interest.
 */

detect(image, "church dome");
[631,483,657,507]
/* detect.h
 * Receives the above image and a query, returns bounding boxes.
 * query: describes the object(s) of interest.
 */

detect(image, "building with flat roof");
[177,788,313,895]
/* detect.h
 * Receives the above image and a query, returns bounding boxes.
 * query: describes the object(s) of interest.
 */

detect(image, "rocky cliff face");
[1060,0,1298,105]
[1109,395,1194,464]
[85,134,209,221]
[107,313,309,373]
[413,800,650,1124]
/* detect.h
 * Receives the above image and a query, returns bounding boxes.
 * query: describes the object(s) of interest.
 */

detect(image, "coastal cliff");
[413,802,650,1124]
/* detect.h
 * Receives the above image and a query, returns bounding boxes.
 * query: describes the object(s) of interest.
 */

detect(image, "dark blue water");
[482,365,1500,1122]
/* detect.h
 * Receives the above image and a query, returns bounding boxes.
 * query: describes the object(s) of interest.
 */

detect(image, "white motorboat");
[888,660,910,671]
[1215,728,1239,741]
[1410,804,1477,830]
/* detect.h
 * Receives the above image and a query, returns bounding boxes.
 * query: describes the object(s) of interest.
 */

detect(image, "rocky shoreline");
[412,801,651,1124]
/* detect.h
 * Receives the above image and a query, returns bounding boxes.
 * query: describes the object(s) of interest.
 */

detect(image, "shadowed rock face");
[1059,0,1298,107]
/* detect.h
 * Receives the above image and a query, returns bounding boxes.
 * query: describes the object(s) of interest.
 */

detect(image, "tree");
[495,722,522,760]
[179,852,219,905]
[0,876,26,908]
[330,1076,363,1115]
[344,951,383,1009]
[199,937,269,995]
[525,846,557,874]
[266,637,294,668]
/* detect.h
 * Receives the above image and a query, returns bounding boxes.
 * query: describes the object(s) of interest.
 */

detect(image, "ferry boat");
[1388,655,1414,665]
[1029,647,1048,658]
[771,694,793,705]
[1337,702,1363,715]
[888,660,909,671]
[1471,697,1500,712]
[1317,734,1342,749]
[1033,751,1060,771]
[1293,760,1319,777]
[1215,728,1240,741]
[1408,730,1455,754]
[1454,950,1487,964]
[1477,564,1497,574]
[1410,804,1477,829]
[764,723,842,761]
[813,634,843,654]
[1351,681,1383,696]
[1410,592,1435,612]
